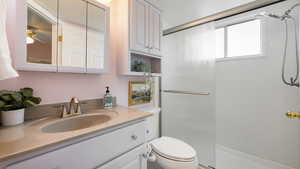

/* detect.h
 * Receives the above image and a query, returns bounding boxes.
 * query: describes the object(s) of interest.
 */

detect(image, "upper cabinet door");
[15,0,58,72]
[86,2,110,74]
[57,0,87,73]
[130,0,149,54]
[149,5,161,56]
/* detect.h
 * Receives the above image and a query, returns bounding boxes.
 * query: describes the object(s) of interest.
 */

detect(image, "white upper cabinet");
[130,0,161,56]
[12,0,110,74]
[148,5,161,56]
[57,0,87,73]
[86,2,110,74]
[112,0,162,76]
[131,0,149,54]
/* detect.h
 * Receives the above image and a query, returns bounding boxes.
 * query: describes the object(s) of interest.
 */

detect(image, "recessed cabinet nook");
[111,0,162,76]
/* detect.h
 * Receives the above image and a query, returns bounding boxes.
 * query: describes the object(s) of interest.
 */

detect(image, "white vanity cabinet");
[97,145,147,169]
[112,0,162,76]
[5,121,147,169]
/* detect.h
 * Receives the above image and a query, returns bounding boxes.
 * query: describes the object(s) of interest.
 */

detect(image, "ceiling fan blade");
[32,32,52,44]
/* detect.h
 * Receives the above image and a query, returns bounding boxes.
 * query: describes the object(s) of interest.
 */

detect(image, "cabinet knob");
[131,134,138,140]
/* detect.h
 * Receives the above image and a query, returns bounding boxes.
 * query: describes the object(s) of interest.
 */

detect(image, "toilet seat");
[150,137,197,162]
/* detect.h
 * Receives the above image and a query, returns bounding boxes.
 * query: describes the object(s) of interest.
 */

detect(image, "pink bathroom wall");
[0,0,141,106]
[0,71,129,105]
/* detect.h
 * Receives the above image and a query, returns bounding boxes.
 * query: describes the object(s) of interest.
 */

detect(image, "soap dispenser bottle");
[104,86,113,109]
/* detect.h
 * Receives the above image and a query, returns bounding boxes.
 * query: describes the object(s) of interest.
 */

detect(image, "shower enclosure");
[161,0,300,169]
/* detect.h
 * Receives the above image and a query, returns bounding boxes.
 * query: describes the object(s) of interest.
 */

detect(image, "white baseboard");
[216,145,296,169]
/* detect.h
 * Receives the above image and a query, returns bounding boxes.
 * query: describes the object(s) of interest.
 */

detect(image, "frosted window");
[227,19,261,57]
[216,28,225,59]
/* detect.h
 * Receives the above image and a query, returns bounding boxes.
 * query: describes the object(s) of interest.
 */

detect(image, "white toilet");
[143,107,199,169]
[148,137,199,169]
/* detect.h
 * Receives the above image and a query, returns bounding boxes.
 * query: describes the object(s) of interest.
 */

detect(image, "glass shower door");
[161,23,216,168]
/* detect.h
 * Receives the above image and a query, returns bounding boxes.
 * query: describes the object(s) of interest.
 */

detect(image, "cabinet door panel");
[15,0,58,72]
[149,6,161,56]
[131,0,149,53]
[86,3,109,73]
[97,145,147,169]
[57,0,86,73]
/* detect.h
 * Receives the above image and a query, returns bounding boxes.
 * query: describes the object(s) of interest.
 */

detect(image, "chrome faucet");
[61,97,82,118]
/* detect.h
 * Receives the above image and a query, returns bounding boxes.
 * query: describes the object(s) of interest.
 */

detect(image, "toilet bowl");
[148,137,199,169]
[140,107,198,169]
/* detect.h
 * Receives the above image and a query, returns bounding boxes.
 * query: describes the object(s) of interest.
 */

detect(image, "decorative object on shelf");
[0,88,42,126]
[0,0,18,80]
[128,81,152,106]
[131,58,151,73]
[132,60,145,72]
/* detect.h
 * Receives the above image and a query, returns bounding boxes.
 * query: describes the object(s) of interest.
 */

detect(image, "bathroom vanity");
[0,107,153,169]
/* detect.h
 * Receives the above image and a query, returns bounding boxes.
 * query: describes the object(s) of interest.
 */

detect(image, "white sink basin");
[41,114,114,133]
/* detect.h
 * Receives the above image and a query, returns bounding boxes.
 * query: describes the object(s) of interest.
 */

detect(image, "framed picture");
[128,81,151,106]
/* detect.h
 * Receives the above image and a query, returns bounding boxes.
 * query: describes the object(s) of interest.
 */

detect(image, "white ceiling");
[158,0,255,29]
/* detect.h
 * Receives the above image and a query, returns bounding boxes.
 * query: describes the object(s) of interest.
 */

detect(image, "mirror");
[58,0,86,71]
[25,0,109,73]
[27,0,57,65]
[87,3,106,70]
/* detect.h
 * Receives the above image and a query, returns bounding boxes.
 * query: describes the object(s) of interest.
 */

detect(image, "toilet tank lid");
[150,137,196,161]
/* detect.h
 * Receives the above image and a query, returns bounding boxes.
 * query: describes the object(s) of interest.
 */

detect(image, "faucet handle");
[60,104,68,118]
[70,97,79,104]
[77,105,82,114]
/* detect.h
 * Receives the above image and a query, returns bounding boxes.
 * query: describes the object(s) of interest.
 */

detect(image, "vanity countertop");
[0,106,153,163]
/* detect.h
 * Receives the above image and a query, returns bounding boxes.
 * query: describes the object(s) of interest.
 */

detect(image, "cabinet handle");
[131,135,138,140]
[286,112,300,118]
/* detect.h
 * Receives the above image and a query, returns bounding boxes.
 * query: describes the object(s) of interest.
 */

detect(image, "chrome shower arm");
[285,3,300,16]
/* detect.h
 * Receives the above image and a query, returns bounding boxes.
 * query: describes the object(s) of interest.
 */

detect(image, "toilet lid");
[150,137,196,162]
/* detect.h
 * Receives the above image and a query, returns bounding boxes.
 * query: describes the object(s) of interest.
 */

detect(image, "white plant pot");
[1,109,25,126]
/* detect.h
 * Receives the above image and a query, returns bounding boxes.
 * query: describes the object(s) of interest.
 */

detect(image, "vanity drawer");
[97,145,147,169]
[6,121,146,169]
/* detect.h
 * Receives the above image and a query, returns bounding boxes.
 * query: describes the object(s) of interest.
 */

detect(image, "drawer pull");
[131,135,138,140]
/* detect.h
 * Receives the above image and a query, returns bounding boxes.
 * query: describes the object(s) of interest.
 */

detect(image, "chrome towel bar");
[162,90,210,96]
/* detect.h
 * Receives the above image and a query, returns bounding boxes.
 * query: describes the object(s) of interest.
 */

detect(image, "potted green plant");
[0,88,41,126]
